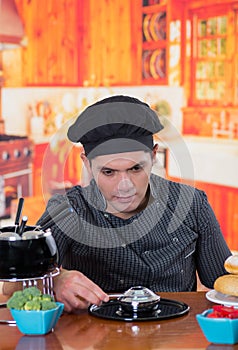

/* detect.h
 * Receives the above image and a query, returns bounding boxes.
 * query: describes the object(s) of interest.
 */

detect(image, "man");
[37,95,231,312]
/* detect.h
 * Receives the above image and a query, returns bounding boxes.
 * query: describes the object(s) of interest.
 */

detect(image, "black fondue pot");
[0,225,58,279]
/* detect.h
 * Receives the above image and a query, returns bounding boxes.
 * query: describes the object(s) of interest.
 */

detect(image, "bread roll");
[214,274,238,297]
[224,255,238,274]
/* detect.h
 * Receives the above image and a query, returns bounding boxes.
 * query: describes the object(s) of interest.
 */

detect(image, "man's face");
[89,150,155,219]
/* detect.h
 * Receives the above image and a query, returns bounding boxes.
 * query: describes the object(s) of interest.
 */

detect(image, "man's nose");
[117,174,134,192]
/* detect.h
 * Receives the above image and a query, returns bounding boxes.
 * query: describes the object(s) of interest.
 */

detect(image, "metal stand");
[0,268,60,325]
[0,268,60,297]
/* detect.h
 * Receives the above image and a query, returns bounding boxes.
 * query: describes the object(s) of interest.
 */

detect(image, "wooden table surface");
[1,291,238,350]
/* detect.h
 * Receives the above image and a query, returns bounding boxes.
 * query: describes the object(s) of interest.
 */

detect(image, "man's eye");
[131,164,142,172]
[102,169,114,176]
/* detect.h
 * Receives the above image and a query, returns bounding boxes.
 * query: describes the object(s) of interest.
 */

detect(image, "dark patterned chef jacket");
[37,173,231,293]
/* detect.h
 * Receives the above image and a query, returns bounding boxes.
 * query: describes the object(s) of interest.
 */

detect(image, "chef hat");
[67,95,164,159]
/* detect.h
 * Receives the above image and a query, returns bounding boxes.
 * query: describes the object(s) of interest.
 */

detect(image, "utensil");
[108,293,123,299]
[18,216,28,237]
[39,204,74,231]
[39,201,73,230]
[0,302,16,325]
[14,197,24,233]
[0,319,16,325]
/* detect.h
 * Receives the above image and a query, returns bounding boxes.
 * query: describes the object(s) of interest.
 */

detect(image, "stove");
[0,135,33,219]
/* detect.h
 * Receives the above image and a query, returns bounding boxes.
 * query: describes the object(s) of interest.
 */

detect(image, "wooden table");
[0,291,238,350]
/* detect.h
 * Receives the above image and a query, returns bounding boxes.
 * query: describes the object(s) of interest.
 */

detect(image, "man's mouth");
[114,195,135,203]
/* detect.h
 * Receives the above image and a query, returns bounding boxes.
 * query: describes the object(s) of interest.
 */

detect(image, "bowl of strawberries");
[196,305,238,344]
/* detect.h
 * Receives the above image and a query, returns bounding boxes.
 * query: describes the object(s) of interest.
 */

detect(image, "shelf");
[142,1,168,84]
[142,48,166,80]
[142,77,167,85]
[142,12,166,42]
[142,3,166,14]
[142,40,166,50]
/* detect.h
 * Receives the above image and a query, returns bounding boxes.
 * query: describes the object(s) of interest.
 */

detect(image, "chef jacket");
[37,174,231,292]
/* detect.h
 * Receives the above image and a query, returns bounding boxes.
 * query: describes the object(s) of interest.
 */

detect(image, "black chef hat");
[67,95,164,159]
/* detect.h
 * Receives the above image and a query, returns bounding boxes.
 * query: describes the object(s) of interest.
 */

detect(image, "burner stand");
[0,268,60,325]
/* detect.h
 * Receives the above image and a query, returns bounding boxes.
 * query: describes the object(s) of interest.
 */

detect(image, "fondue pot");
[0,225,58,279]
[118,286,161,315]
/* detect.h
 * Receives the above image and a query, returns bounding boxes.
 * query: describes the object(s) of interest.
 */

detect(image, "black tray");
[88,298,190,322]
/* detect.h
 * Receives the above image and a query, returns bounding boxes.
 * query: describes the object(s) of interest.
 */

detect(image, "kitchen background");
[0,0,238,250]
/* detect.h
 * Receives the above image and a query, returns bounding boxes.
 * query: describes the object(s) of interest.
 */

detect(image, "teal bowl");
[196,309,238,344]
[10,302,64,335]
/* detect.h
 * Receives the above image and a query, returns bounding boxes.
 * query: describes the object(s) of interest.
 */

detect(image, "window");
[190,6,238,106]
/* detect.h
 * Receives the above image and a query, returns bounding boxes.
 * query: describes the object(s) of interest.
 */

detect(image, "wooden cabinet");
[9,0,180,87]
[6,0,238,89]
[11,0,143,87]
[141,0,185,86]
[33,142,83,197]
[168,175,238,251]
[77,0,142,86]
[182,106,238,138]
[14,0,80,86]
[32,143,48,197]
[226,188,238,250]
[181,0,238,107]
[202,184,238,251]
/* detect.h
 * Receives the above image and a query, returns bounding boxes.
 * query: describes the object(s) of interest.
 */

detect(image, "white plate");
[206,290,238,307]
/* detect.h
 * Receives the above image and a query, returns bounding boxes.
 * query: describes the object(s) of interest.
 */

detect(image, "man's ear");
[80,153,92,175]
[152,144,159,164]
[80,152,91,170]
[80,152,93,186]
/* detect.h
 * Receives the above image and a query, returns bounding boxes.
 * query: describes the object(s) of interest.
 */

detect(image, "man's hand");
[53,269,109,312]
